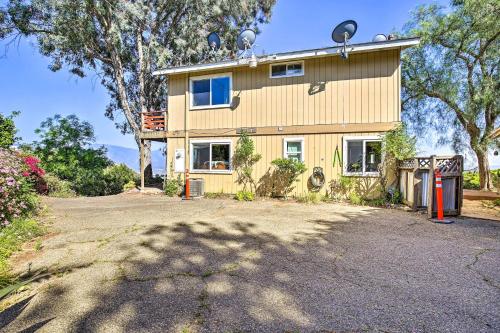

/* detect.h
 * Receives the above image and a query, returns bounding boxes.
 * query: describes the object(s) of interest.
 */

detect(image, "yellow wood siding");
[167,132,386,196]
[167,49,401,131]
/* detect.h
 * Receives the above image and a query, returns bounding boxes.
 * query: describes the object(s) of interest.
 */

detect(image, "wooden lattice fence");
[398,155,463,217]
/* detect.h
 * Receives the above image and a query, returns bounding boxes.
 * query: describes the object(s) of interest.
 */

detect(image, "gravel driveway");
[2,194,499,332]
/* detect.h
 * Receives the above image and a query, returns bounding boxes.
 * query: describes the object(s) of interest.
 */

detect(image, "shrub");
[233,133,261,193]
[270,158,307,198]
[123,180,137,192]
[103,164,137,195]
[72,164,136,196]
[43,173,76,198]
[329,175,356,201]
[0,149,40,227]
[164,178,182,197]
[73,169,108,196]
[235,190,254,201]
[348,191,364,205]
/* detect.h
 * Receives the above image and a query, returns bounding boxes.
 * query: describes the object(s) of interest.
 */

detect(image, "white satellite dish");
[236,29,258,67]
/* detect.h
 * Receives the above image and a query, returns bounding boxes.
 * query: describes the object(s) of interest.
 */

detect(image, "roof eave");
[153,37,420,76]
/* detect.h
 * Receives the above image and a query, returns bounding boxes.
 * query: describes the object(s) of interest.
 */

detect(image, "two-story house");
[140,37,419,196]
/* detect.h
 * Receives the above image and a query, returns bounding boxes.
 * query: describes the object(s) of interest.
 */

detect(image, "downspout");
[185,74,190,183]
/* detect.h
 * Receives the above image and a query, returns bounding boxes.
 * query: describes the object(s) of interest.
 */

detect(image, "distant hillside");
[93,144,165,175]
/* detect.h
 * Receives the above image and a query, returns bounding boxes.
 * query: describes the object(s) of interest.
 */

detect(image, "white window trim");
[343,135,382,177]
[189,72,232,110]
[269,60,305,79]
[190,139,233,174]
[283,137,305,162]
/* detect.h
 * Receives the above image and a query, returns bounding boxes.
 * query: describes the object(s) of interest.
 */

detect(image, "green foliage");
[381,125,417,161]
[123,180,137,192]
[329,175,356,201]
[164,177,182,197]
[29,115,136,196]
[481,199,500,209]
[348,191,364,205]
[0,111,20,148]
[379,125,417,195]
[233,133,262,193]
[463,169,500,190]
[43,173,76,198]
[0,218,44,286]
[0,149,40,226]
[0,0,276,176]
[73,164,137,197]
[31,114,111,183]
[103,164,137,195]
[235,190,255,201]
[204,192,230,199]
[387,189,402,205]
[296,192,321,204]
[401,0,499,190]
[270,158,307,198]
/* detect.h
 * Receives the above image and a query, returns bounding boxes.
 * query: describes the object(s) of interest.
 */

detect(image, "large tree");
[401,0,499,190]
[0,0,275,180]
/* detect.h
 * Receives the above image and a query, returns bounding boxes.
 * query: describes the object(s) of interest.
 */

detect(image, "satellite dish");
[237,29,256,51]
[372,34,387,42]
[331,20,358,60]
[332,20,357,43]
[207,32,221,51]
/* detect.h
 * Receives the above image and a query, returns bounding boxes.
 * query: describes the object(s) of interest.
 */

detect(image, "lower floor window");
[343,136,382,176]
[283,138,304,162]
[191,141,231,172]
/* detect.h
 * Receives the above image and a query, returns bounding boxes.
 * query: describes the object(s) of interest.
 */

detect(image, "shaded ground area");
[2,195,499,332]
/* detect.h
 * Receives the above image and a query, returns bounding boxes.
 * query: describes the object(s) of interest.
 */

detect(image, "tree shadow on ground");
[6,204,500,332]
[66,210,366,332]
[0,295,54,332]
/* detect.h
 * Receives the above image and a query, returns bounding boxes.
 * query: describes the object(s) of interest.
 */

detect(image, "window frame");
[189,72,232,110]
[343,136,382,177]
[190,139,233,174]
[269,61,305,79]
[283,137,305,162]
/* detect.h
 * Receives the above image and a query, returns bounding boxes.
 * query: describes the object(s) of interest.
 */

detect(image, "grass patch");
[482,199,500,209]
[204,192,232,199]
[296,192,321,204]
[0,219,44,287]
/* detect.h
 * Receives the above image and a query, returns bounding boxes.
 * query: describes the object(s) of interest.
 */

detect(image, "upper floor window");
[270,61,304,78]
[343,136,382,176]
[190,73,232,109]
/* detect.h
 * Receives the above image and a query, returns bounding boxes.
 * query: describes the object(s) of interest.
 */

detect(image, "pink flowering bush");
[0,148,40,227]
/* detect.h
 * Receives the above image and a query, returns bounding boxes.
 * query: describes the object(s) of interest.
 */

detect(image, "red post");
[435,169,444,220]
[185,168,190,200]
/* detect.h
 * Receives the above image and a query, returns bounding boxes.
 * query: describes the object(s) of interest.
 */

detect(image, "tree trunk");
[137,138,153,183]
[473,146,493,191]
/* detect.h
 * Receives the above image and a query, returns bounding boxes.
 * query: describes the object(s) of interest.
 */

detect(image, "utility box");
[189,178,205,198]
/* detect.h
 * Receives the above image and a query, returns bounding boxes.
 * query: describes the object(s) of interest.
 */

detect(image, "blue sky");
[1,0,495,168]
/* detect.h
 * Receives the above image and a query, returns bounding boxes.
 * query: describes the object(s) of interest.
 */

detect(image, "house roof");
[153,37,420,76]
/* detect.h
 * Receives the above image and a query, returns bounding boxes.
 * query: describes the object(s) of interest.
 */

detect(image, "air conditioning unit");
[189,178,205,198]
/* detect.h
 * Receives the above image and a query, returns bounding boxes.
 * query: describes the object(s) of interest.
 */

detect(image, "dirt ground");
[462,199,500,221]
[1,194,499,332]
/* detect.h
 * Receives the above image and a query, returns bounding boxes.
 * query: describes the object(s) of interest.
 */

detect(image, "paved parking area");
[2,195,499,332]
